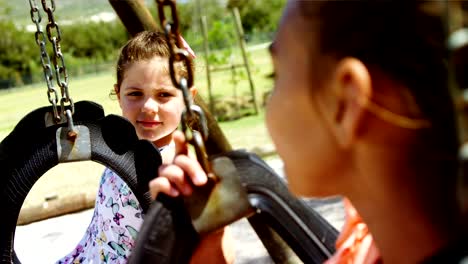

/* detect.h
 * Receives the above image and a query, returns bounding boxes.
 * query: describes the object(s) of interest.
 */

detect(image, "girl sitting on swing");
[58,31,234,264]
[152,0,468,263]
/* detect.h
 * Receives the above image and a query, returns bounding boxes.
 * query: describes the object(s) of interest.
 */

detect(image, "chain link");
[40,0,74,116]
[29,0,74,122]
[29,0,60,121]
[155,0,213,177]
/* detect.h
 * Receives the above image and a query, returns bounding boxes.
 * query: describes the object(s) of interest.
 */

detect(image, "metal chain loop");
[155,0,214,178]
[156,0,182,48]
[29,0,74,123]
[29,0,60,121]
[169,49,194,91]
[40,0,74,116]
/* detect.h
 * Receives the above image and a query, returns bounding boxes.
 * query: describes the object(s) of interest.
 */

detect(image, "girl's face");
[266,1,343,197]
[117,56,194,148]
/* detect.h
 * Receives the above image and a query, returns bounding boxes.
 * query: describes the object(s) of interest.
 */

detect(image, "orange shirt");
[325,198,381,264]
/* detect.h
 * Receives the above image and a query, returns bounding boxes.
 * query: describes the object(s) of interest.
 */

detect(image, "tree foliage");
[0,19,128,88]
[231,0,286,33]
[60,21,128,61]
[0,19,39,86]
[0,0,285,88]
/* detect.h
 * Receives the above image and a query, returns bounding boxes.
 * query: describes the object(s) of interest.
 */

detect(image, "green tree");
[0,19,38,86]
[234,0,286,34]
[60,21,127,61]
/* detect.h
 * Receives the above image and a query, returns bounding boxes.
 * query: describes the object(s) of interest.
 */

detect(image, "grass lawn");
[1,46,276,217]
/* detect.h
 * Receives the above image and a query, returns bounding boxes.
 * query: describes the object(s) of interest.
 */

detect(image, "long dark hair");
[299,0,459,165]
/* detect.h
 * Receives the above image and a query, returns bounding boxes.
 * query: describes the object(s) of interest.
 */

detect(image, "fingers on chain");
[173,130,188,155]
[158,163,194,196]
[173,154,208,186]
[149,173,179,199]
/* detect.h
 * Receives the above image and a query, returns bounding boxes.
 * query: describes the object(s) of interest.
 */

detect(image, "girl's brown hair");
[114,31,194,92]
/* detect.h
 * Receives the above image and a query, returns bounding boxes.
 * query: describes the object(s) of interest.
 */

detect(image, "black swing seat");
[0,101,162,263]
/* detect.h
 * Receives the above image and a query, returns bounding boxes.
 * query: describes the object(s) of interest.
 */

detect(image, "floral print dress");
[56,168,144,264]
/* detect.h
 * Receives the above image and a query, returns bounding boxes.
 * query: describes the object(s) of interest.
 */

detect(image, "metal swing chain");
[155,0,216,180]
[29,0,59,121]
[29,0,74,124]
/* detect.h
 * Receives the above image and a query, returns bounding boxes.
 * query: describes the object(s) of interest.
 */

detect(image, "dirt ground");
[15,197,344,264]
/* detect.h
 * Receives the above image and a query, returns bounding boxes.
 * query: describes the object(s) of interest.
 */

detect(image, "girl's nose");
[142,97,158,113]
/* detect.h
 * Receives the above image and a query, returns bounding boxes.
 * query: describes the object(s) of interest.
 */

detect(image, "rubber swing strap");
[0,101,161,263]
[128,195,200,264]
[224,150,338,254]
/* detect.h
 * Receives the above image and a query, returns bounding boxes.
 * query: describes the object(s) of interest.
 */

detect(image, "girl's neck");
[157,140,176,163]
[153,133,173,149]
[348,145,462,263]
[352,188,459,263]
[157,140,174,151]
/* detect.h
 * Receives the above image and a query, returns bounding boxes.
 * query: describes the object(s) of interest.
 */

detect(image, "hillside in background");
[0,0,153,26]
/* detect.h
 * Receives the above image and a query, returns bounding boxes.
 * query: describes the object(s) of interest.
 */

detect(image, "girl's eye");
[127,91,142,96]
[158,92,173,98]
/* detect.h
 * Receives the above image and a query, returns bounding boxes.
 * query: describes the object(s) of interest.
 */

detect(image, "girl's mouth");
[137,120,162,128]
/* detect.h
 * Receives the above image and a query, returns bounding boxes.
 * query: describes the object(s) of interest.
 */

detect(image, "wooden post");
[108,0,232,155]
[201,15,216,115]
[108,0,159,36]
[231,6,258,115]
[195,0,215,115]
[18,192,95,225]
[230,56,240,115]
[225,2,296,261]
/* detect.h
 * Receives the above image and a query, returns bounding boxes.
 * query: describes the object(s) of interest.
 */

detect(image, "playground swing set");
[0,0,338,263]
[1,0,467,263]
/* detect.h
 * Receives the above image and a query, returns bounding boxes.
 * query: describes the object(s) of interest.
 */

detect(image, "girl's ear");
[330,57,372,148]
[114,84,120,100]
